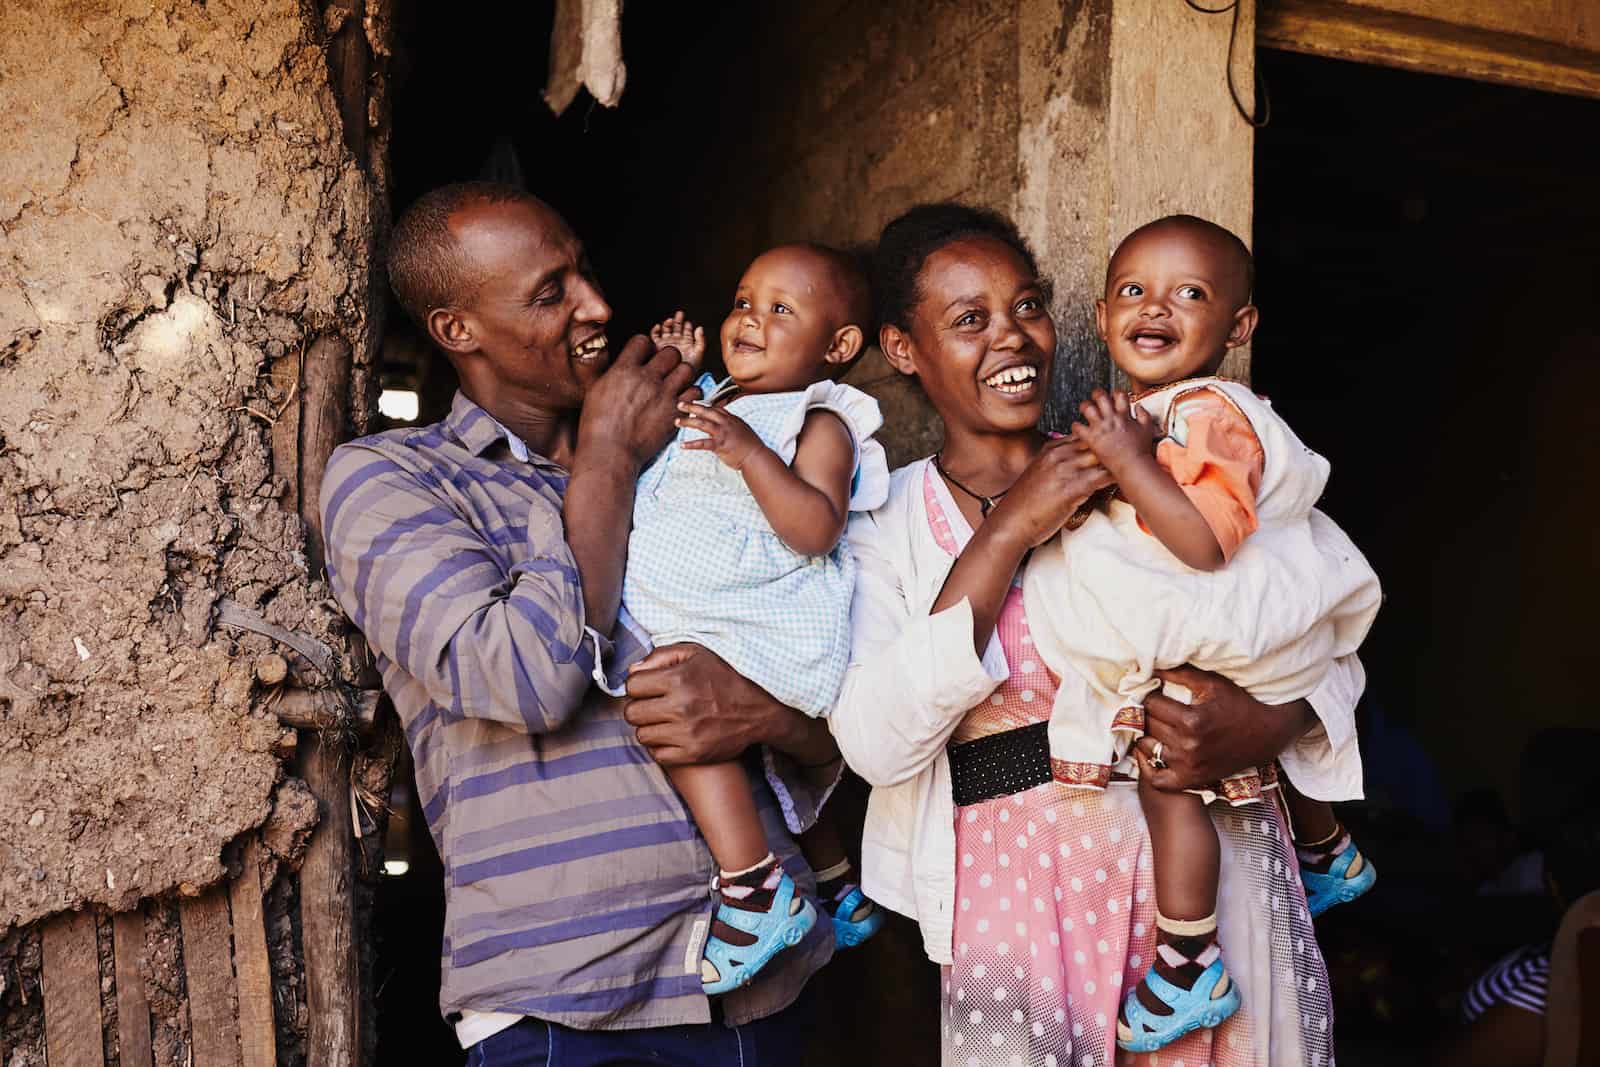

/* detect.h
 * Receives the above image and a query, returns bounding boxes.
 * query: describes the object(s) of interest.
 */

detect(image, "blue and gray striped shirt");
[321,391,833,1032]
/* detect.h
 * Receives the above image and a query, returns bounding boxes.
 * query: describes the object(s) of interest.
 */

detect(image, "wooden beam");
[1260,0,1600,101]
[271,687,380,734]
[298,736,360,1067]
[229,843,278,1067]
[41,910,106,1067]
[111,910,155,1067]
[179,889,242,1067]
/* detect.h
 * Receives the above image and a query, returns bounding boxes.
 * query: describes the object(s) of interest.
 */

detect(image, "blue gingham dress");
[624,377,890,717]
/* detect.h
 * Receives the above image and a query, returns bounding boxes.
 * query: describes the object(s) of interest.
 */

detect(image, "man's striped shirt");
[320,391,832,1034]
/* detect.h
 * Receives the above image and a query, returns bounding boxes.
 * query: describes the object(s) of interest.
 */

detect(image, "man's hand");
[1133,665,1317,791]
[677,401,766,471]
[1070,389,1157,478]
[623,644,837,768]
[577,334,700,469]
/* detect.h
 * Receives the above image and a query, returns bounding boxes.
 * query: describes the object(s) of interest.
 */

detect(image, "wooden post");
[111,910,156,1067]
[230,841,278,1067]
[179,889,243,1067]
[41,910,106,1067]
[297,334,353,578]
[297,736,360,1067]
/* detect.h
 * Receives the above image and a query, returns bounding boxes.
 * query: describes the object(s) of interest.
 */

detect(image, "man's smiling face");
[445,196,612,410]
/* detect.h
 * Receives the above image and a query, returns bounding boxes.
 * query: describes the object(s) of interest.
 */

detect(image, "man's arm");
[564,337,700,634]
[621,644,839,768]
[321,443,601,735]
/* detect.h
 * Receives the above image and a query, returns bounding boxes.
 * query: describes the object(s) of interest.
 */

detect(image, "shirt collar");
[444,391,562,471]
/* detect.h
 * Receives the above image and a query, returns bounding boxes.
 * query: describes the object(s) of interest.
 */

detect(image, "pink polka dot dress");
[926,468,1336,1067]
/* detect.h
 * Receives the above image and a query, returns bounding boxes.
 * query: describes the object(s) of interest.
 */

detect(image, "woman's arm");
[933,436,1116,655]
[829,506,1009,787]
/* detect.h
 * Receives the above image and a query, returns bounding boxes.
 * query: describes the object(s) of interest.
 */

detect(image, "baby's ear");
[824,324,865,365]
[1225,303,1260,349]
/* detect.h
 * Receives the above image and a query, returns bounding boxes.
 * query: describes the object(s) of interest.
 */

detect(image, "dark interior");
[1254,49,1600,1061]
[371,7,1600,1061]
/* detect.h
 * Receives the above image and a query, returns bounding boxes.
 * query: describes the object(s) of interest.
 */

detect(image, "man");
[321,182,841,1064]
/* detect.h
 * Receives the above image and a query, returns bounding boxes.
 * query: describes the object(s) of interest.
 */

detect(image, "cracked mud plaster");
[0,0,377,932]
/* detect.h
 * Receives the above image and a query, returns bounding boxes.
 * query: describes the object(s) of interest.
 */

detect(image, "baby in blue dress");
[625,244,889,992]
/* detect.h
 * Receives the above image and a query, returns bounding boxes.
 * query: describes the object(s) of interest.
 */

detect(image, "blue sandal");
[700,868,817,995]
[1116,958,1241,1053]
[1303,843,1376,917]
[828,886,885,949]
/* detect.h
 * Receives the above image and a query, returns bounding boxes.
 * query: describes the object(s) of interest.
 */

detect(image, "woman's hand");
[988,436,1114,549]
[622,643,839,768]
[1133,665,1318,791]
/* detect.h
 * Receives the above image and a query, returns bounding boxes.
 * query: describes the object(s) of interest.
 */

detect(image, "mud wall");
[0,0,379,952]
[668,0,1120,465]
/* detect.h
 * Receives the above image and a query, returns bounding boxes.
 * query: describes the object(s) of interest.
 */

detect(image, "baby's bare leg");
[1128,776,1223,1020]
[1281,778,1340,845]
[1140,778,1220,922]
[649,310,706,368]
[666,761,769,872]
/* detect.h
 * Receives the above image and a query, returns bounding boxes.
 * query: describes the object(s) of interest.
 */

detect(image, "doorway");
[1254,48,1600,1061]
[372,3,941,1063]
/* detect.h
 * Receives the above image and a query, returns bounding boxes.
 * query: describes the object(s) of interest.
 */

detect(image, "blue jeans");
[465,991,815,1067]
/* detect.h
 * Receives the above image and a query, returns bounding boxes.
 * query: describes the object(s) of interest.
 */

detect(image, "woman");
[829,203,1366,1066]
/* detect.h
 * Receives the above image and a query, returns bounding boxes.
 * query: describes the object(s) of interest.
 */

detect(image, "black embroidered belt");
[948,720,1053,807]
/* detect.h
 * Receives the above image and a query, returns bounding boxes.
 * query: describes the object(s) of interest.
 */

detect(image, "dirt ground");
[0,0,380,936]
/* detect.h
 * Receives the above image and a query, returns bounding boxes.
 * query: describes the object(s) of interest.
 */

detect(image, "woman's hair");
[871,203,1044,332]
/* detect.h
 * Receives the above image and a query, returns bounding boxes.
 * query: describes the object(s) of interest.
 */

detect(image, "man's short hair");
[387,181,545,329]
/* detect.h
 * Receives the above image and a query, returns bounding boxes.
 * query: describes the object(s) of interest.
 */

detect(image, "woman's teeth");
[983,365,1038,393]
[572,336,608,359]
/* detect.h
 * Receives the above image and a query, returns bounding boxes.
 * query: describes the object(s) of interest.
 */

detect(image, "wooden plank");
[229,843,277,1067]
[1260,0,1600,101]
[298,737,360,1067]
[1108,0,1256,384]
[111,910,155,1067]
[41,909,106,1067]
[1323,0,1596,53]
[178,889,242,1067]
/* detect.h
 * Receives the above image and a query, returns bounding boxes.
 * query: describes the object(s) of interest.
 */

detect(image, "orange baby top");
[1141,384,1266,562]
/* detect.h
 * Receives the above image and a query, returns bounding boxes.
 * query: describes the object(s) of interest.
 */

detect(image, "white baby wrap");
[1021,378,1382,801]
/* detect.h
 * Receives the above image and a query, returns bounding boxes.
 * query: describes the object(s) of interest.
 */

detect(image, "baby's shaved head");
[1109,215,1254,307]
[771,243,874,330]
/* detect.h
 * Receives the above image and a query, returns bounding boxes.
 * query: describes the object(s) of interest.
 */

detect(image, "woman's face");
[886,236,1055,439]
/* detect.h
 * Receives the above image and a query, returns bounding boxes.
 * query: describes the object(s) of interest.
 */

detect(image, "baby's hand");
[1070,389,1156,473]
[650,311,706,368]
[677,401,765,470]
